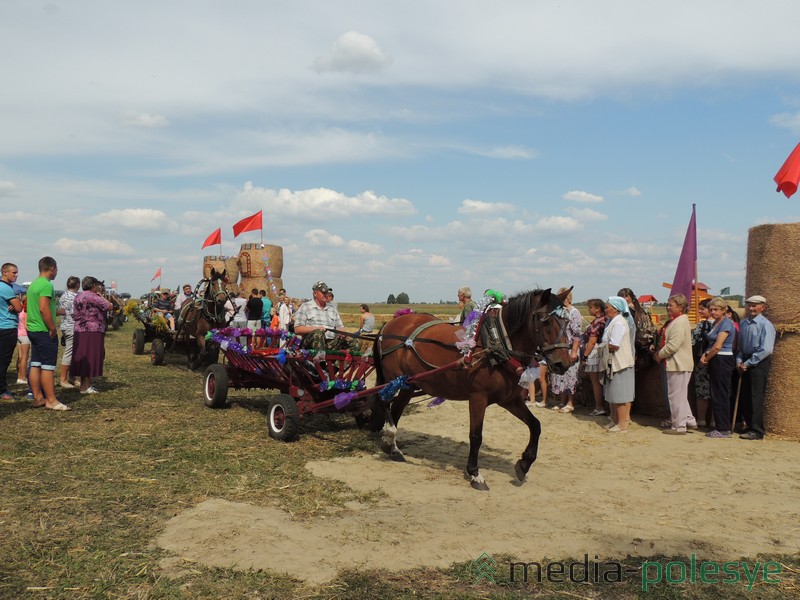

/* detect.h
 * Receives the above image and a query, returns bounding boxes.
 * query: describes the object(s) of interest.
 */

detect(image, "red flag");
[774,143,800,198]
[151,267,162,281]
[670,205,697,300]
[201,227,222,249]
[232,210,263,237]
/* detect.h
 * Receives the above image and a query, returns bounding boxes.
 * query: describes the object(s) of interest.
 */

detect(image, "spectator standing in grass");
[70,277,113,395]
[736,295,775,441]
[27,256,67,410]
[245,288,263,331]
[0,263,24,399]
[57,275,80,388]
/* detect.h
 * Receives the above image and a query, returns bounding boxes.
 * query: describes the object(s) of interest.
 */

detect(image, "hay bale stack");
[764,335,800,439]
[237,243,284,304]
[202,256,239,292]
[746,223,800,325]
[746,222,800,440]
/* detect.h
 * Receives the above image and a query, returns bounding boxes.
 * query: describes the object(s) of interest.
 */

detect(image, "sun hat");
[745,295,767,304]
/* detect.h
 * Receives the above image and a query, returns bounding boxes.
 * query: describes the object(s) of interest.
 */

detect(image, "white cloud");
[304,229,345,247]
[91,208,177,231]
[458,199,515,215]
[54,238,135,255]
[237,183,416,220]
[473,145,536,160]
[427,255,451,267]
[566,207,608,221]
[312,31,392,74]
[624,187,642,196]
[563,191,604,203]
[0,180,17,196]
[121,111,170,128]
[770,112,800,133]
[347,239,382,254]
[535,216,583,232]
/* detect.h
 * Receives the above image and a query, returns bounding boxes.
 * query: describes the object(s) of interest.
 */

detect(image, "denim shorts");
[28,330,58,370]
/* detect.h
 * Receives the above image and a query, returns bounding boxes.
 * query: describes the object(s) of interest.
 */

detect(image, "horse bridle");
[195,277,231,324]
[504,299,571,366]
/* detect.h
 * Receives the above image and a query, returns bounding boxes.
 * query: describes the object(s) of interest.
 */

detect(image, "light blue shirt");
[736,314,775,367]
[0,282,19,329]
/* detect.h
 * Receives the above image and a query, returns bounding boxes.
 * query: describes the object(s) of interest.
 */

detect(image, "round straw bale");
[746,223,800,325]
[764,333,800,440]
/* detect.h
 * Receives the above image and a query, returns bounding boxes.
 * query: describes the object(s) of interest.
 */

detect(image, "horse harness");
[379,302,570,376]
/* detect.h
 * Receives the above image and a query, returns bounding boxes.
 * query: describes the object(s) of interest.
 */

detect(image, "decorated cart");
[203,327,385,441]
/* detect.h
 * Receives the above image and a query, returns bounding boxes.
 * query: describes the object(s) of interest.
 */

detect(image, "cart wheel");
[151,338,166,366]
[205,341,220,366]
[267,394,299,441]
[355,396,387,432]
[204,364,228,408]
[132,329,145,355]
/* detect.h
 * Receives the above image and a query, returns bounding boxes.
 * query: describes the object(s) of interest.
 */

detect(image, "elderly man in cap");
[736,295,776,440]
[294,281,357,352]
[151,289,176,330]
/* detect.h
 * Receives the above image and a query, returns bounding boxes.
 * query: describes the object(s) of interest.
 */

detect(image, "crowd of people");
[1,261,778,439]
[1,258,115,410]
[515,286,775,440]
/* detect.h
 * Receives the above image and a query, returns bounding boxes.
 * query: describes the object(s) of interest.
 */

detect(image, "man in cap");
[736,295,776,440]
[294,282,356,352]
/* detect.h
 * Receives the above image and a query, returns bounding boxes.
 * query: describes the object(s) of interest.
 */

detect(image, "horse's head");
[503,287,573,375]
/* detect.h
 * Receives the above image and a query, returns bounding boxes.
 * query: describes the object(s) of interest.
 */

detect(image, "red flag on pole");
[774,143,800,198]
[151,267,162,281]
[232,210,263,238]
[201,228,222,249]
[670,204,697,300]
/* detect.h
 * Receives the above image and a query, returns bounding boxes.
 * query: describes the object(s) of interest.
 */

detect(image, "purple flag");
[671,205,697,299]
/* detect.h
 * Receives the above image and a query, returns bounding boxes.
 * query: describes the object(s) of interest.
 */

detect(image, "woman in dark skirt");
[70,277,112,394]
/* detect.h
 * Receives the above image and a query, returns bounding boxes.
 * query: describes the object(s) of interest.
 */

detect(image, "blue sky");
[3,1,800,302]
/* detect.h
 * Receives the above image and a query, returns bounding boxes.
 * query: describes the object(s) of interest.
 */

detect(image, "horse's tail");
[373,324,385,386]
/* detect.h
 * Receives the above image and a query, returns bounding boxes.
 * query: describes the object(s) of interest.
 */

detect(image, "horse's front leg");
[465,395,489,491]
[380,389,412,462]
[501,398,542,482]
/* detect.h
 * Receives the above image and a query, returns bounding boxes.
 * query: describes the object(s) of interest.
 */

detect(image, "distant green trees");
[386,292,410,304]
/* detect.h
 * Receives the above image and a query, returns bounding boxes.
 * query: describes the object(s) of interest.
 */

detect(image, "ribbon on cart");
[379,375,412,402]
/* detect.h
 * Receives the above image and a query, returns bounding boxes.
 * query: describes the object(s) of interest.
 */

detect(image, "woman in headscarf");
[600,296,636,432]
[652,294,696,434]
[618,287,656,369]
[70,276,112,394]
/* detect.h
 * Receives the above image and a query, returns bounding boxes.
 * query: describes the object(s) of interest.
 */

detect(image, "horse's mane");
[503,289,548,337]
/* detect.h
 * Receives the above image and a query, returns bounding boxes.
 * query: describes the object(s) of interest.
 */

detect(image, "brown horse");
[176,268,231,370]
[374,288,573,490]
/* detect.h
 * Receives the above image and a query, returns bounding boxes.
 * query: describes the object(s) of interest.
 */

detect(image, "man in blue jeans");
[27,256,70,410]
[0,263,24,399]
[736,295,775,440]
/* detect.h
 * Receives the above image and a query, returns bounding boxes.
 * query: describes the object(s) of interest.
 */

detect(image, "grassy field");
[0,319,796,599]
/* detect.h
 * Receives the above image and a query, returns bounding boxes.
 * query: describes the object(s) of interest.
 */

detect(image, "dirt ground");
[157,400,800,584]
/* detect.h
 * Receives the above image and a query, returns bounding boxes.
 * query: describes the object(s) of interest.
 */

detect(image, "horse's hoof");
[470,480,490,491]
[389,450,406,463]
[515,461,529,482]
[379,439,393,456]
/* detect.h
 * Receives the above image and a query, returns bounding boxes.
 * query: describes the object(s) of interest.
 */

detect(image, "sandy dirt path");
[158,401,800,584]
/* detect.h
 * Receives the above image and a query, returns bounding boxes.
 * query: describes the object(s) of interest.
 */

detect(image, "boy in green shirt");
[27,256,69,410]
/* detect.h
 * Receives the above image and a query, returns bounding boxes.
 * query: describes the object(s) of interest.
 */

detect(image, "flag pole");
[692,203,699,324]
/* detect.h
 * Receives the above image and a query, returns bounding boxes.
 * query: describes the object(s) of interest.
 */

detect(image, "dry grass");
[0,320,796,599]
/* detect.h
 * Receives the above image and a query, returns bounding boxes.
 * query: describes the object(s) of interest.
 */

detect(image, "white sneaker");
[534,401,547,408]
[59,380,75,389]
[16,379,28,385]
[80,387,99,394]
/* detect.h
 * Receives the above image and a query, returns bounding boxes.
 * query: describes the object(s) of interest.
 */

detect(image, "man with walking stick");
[736,295,776,440]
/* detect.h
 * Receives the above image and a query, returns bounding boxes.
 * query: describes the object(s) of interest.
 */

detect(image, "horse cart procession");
[128,269,231,370]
